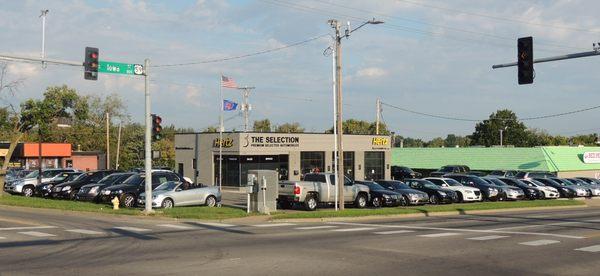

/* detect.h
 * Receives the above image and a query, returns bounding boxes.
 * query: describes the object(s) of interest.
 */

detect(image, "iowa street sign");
[98,61,144,75]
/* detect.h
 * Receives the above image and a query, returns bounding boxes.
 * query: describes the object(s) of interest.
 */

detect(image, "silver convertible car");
[138,181,221,208]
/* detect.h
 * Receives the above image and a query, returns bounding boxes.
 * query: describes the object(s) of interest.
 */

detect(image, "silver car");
[138,181,221,208]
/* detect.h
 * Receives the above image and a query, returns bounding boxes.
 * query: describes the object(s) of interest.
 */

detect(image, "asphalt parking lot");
[0,205,599,275]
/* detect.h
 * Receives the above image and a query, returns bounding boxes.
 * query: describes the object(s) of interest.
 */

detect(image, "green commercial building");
[392,146,600,178]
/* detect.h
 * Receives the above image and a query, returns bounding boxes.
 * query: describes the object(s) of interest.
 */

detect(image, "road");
[0,205,599,275]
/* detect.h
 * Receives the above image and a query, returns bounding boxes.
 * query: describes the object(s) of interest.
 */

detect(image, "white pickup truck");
[278,173,370,211]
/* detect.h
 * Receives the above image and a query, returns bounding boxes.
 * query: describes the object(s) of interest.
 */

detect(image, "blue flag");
[223,100,238,111]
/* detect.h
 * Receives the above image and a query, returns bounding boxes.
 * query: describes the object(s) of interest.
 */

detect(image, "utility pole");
[38,126,42,186]
[331,40,338,211]
[39,9,49,69]
[376,98,381,135]
[105,112,110,169]
[115,122,122,170]
[238,86,255,132]
[143,58,153,214]
[499,129,503,147]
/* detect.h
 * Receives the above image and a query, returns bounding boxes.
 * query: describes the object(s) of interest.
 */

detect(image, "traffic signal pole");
[492,49,600,69]
[143,58,153,215]
[0,54,82,66]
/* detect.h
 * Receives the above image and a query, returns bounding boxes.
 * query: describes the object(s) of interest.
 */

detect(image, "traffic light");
[517,36,533,85]
[151,114,162,141]
[84,47,99,80]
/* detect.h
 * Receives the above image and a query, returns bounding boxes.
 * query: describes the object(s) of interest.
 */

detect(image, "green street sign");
[98,61,144,76]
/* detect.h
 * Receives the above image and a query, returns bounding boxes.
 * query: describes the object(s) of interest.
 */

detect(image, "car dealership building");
[175,132,392,187]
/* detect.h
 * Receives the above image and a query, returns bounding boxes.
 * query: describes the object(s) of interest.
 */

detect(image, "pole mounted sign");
[99,61,144,75]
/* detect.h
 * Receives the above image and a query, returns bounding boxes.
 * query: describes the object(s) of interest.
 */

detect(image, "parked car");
[496,177,541,200]
[35,172,84,197]
[515,171,555,179]
[549,177,591,197]
[356,180,406,207]
[51,170,118,199]
[576,177,600,185]
[482,177,525,201]
[3,168,78,197]
[404,179,458,204]
[278,173,370,211]
[520,178,560,199]
[6,168,32,183]
[444,174,500,201]
[99,171,181,207]
[138,181,221,208]
[76,172,136,202]
[487,170,519,178]
[468,171,487,177]
[424,177,482,202]
[391,166,421,180]
[566,178,600,196]
[532,178,578,198]
[375,180,429,205]
[430,165,470,177]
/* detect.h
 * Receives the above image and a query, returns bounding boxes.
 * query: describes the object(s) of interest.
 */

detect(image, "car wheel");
[161,198,174,209]
[539,191,546,199]
[354,193,367,209]
[400,196,409,206]
[205,195,217,207]
[429,194,440,204]
[22,186,34,197]
[304,194,318,211]
[69,190,78,200]
[372,196,382,208]
[456,192,464,203]
[498,194,507,201]
[122,194,136,208]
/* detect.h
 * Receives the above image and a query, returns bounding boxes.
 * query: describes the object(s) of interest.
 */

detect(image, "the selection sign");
[98,61,144,75]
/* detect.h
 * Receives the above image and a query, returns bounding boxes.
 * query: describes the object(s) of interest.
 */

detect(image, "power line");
[151,34,328,68]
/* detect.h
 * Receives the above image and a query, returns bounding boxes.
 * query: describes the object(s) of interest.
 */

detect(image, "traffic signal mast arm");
[492,49,600,69]
[0,53,83,66]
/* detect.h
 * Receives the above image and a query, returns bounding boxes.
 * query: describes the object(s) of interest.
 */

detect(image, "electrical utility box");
[246,170,278,214]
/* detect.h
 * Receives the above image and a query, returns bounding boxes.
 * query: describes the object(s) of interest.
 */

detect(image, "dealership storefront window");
[364,151,384,180]
[214,155,289,187]
[301,151,324,176]
[331,151,355,180]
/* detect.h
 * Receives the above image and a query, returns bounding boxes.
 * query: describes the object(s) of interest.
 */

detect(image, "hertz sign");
[372,137,390,146]
[213,138,234,148]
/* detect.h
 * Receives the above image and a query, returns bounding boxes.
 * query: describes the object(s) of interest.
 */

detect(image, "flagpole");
[219,75,223,192]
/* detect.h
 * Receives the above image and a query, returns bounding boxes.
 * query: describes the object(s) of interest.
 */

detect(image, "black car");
[496,177,541,200]
[515,171,555,179]
[76,172,136,202]
[445,174,500,201]
[375,180,429,205]
[391,166,421,180]
[576,177,600,185]
[51,170,118,199]
[532,178,577,198]
[35,172,84,197]
[430,165,470,177]
[404,179,458,204]
[487,170,519,178]
[550,177,591,197]
[356,181,406,207]
[99,171,181,207]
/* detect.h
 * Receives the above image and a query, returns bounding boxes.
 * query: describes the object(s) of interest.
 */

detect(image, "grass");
[0,194,250,220]
[271,200,586,220]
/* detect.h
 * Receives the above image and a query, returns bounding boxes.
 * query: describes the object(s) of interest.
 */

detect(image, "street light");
[329,18,383,211]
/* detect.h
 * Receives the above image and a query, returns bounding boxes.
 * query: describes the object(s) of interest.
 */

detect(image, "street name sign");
[98,61,144,75]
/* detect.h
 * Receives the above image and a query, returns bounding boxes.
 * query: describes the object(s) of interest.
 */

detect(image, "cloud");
[7,62,40,78]
[356,67,388,78]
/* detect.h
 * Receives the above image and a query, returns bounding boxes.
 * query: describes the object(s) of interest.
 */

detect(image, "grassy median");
[0,195,249,220]
[272,200,586,220]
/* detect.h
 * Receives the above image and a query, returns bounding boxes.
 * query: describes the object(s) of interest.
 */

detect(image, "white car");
[424,177,482,202]
[521,179,560,199]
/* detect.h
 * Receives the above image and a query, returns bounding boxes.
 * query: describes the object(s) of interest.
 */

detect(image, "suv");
[430,165,470,177]
[4,168,78,197]
[99,171,181,207]
[391,166,422,180]
[444,174,499,201]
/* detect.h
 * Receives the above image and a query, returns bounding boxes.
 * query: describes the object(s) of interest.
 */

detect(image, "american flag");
[221,75,237,88]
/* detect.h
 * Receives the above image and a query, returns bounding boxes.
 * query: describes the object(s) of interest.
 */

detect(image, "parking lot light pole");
[329,18,383,211]
[143,58,153,215]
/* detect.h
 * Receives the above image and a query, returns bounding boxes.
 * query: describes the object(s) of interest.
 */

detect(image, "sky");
[1,0,600,139]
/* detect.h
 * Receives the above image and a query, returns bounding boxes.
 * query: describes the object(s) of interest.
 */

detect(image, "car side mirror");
[442,184,449,187]
[175,188,182,192]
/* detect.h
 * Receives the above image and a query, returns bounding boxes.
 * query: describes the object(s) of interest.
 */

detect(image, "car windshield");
[122,174,144,185]
[365,182,386,190]
[495,180,510,186]
[24,170,39,178]
[42,170,62,178]
[440,166,454,172]
[155,181,180,191]
[444,179,463,186]
[422,182,439,189]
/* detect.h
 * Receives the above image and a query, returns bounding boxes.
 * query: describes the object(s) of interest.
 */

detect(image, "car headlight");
[528,189,536,193]
[63,186,71,191]
[89,186,99,193]
[102,190,111,195]
[438,191,446,196]
[561,188,570,192]
[117,190,123,194]
[409,193,419,199]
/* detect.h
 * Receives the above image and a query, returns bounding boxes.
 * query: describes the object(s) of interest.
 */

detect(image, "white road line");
[113,227,151,232]
[0,226,57,231]
[467,235,509,241]
[374,230,415,235]
[327,222,585,239]
[19,231,56,237]
[253,223,296,228]
[0,236,5,239]
[420,232,461,238]
[66,229,103,235]
[332,227,376,232]
[575,245,600,252]
[586,219,600,223]
[519,239,561,246]
[157,224,195,230]
[490,221,580,231]
[295,226,338,230]
[197,222,235,228]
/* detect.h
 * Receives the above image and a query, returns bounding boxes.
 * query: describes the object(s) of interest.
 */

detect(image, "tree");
[444,134,471,147]
[325,119,389,135]
[426,137,445,147]
[253,119,271,132]
[275,122,304,133]
[470,109,529,147]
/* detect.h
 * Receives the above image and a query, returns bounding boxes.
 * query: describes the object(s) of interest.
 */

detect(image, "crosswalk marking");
[468,235,509,241]
[19,231,56,237]
[113,227,151,232]
[419,232,461,238]
[253,223,296,228]
[66,229,103,235]
[331,227,376,232]
[295,226,338,230]
[0,226,57,231]
[374,230,415,235]
[197,222,235,228]
[575,245,600,252]
[157,224,195,230]
[0,236,5,239]
[519,239,560,246]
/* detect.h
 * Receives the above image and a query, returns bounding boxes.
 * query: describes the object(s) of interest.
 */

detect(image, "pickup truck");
[278,173,370,211]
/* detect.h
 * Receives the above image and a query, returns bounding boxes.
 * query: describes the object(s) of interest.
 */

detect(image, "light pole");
[329,18,383,211]
[500,126,507,146]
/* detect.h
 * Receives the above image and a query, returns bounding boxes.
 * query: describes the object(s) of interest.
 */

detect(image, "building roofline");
[175,131,390,136]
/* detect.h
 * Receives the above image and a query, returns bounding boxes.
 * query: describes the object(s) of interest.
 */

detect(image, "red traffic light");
[153,115,162,124]
[90,52,98,59]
